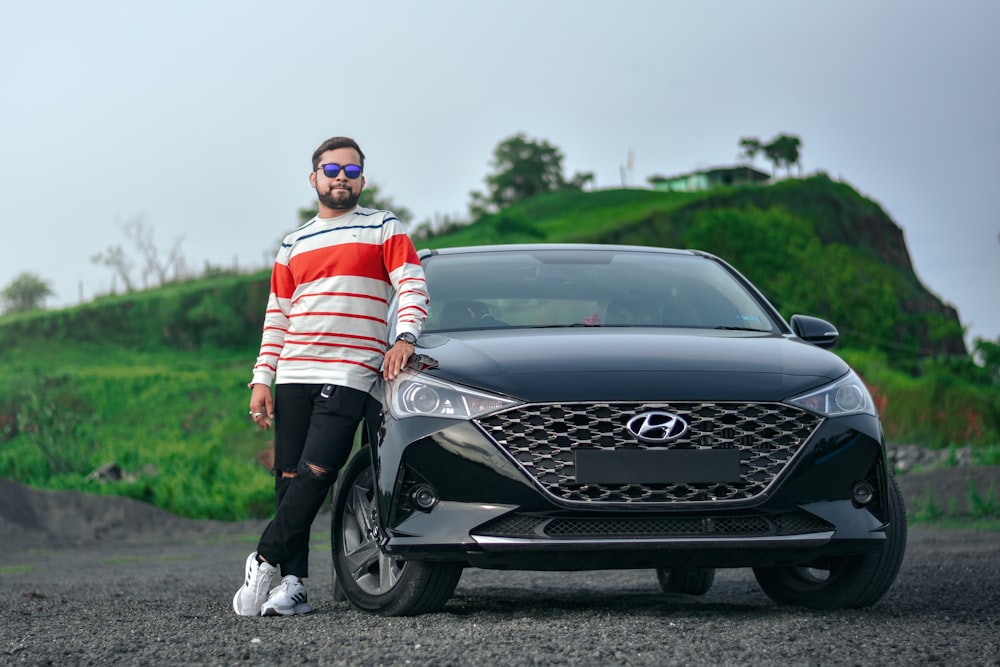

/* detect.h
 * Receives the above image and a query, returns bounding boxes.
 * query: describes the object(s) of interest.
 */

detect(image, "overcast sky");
[2,1,997,348]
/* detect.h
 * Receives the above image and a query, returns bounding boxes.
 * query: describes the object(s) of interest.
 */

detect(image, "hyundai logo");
[626,411,689,443]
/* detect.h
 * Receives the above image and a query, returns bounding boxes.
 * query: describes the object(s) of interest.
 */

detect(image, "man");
[233,136,429,616]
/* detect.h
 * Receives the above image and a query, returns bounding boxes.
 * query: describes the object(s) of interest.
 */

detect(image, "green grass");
[907,481,999,525]
[422,187,710,249]
[100,554,198,565]
[0,342,275,520]
[916,517,1000,531]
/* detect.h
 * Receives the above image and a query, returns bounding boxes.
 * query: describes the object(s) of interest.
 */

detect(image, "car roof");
[418,243,708,261]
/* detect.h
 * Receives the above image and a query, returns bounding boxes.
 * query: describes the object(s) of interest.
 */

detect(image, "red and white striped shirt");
[250,207,428,392]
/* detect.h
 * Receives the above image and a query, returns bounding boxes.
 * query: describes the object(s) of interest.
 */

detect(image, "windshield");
[421,248,778,333]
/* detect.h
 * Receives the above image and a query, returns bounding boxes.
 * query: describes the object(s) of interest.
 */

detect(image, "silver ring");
[250,411,263,417]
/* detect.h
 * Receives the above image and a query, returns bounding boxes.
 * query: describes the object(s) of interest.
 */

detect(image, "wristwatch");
[395,332,417,346]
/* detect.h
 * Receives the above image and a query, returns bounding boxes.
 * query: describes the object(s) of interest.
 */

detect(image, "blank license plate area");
[575,448,741,484]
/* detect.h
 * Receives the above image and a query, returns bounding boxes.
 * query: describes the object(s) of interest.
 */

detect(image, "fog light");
[852,481,874,505]
[410,484,438,510]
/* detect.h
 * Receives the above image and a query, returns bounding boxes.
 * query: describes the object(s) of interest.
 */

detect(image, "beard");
[317,185,361,211]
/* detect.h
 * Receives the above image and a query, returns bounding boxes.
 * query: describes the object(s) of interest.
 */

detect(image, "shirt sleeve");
[249,243,294,387]
[381,213,429,340]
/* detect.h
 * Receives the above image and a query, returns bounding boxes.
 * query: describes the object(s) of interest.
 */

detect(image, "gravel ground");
[2,469,999,666]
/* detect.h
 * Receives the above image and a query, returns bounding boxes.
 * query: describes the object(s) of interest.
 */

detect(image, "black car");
[332,243,906,615]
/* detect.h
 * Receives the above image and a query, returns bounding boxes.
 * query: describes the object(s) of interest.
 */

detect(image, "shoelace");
[269,577,301,597]
[251,566,275,595]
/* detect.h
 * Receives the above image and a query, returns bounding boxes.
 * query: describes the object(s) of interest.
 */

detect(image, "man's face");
[310,147,365,213]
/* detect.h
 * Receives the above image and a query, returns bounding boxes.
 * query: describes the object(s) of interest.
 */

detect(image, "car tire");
[656,567,716,596]
[752,474,907,610]
[330,569,346,603]
[330,481,348,603]
[331,448,463,616]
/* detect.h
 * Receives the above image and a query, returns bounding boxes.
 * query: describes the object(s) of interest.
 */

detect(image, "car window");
[422,249,777,332]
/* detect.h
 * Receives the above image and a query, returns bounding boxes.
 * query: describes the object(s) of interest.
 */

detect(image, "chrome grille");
[475,401,822,505]
[474,512,833,539]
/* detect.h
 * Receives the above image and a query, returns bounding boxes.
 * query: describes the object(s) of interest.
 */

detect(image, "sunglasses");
[319,163,363,179]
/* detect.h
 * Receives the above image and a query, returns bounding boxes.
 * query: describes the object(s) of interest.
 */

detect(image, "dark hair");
[312,136,365,170]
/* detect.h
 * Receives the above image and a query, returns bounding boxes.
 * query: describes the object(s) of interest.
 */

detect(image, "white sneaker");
[260,575,313,616]
[232,552,277,616]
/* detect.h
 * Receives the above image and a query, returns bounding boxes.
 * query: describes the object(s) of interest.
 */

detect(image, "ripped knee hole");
[301,461,335,479]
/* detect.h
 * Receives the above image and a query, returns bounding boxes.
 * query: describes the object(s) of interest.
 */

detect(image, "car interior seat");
[605,294,705,327]
[604,298,658,326]
[438,300,491,329]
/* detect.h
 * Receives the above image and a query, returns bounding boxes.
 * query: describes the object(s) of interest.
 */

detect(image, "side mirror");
[790,314,839,349]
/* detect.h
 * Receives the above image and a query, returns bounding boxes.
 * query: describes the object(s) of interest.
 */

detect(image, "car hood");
[417,328,849,403]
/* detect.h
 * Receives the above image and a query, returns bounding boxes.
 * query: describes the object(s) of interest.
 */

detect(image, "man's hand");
[383,340,414,381]
[249,383,274,430]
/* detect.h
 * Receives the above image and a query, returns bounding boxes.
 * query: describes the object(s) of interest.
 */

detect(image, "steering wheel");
[479,314,508,326]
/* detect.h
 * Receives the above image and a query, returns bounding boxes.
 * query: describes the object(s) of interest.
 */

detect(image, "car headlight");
[385,368,521,419]
[786,370,877,417]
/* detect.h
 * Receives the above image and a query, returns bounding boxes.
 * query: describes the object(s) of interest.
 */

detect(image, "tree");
[973,337,1000,385]
[738,134,802,178]
[738,137,763,165]
[90,244,136,292]
[764,134,802,177]
[469,133,593,217]
[1,272,54,314]
[91,215,187,292]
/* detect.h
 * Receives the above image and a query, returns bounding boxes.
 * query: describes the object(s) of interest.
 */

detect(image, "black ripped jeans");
[256,383,370,578]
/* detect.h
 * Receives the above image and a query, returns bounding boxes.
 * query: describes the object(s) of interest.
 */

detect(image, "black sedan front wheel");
[752,475,907,609]
[332,448,462,616]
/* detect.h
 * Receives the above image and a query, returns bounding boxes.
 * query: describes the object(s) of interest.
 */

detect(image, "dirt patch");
[0,477,258,549]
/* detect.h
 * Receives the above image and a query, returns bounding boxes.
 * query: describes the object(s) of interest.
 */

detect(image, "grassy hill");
[1,175,996,519]
[424,175,966,359]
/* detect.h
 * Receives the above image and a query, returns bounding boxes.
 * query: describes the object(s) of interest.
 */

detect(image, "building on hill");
[648,165,770,192]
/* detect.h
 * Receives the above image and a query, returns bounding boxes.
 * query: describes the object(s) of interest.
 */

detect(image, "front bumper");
[373,408,891,570]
